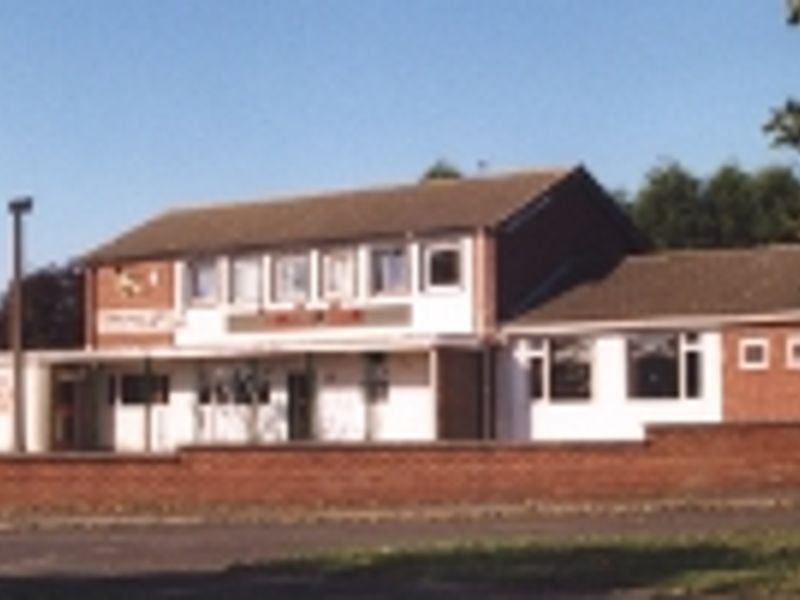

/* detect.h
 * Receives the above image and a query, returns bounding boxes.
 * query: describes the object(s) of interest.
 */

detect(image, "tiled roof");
[87,167,575,263]
[510,245,800,326]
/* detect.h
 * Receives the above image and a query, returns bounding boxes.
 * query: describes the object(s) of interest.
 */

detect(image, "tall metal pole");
[8,196,33,453]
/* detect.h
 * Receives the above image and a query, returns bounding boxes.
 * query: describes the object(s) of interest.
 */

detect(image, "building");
[0,165,640,452]
[500,246,800,441]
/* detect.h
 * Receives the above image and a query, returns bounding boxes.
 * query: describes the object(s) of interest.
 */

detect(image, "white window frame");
[320,248,357,301]
[525,336,594,403]
[185,257,218,305]
[272,252,311,304]
[626,331,704,401]
[787,335,800,369]
[739,337,769,371]
[422,241,462,293]
[369,243,409,297]
[229,254,263,307]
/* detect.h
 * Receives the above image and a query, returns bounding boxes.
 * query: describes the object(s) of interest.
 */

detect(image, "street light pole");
[8,196,33,453]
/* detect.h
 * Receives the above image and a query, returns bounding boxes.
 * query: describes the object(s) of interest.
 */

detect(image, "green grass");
[254,532,800,596]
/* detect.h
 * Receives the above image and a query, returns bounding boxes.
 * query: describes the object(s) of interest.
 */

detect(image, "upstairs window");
[273,253,310,303]
[370,245,409,296]
[423,242,461,291]
[321,249,357,300]
[230,255,262,306]
[186,257,218,304]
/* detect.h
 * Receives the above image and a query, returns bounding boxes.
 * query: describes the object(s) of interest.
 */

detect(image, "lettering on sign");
[97,309,177,335]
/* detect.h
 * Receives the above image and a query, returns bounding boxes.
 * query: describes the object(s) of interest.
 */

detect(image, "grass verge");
[253,531,800,596]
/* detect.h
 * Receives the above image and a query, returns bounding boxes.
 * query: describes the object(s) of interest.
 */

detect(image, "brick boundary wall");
[0,423,799,515]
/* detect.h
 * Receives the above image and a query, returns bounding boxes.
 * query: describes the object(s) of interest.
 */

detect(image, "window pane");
[371,247,408,295]
[274,254,310,302]
[550,337,592,400]
[742,342,766,366]
[684,350,702,399]
[121,374,169,405]
[529,357,544,399]
[187,258,217,302]
[628,334,679,398]
[322,250,355,299]
[230,256,261,304]
[364,353,389,402]
[428,247,460,287]
[790,340,800,367]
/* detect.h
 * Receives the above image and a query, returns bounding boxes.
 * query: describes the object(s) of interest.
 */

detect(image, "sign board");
[97,309,177,335]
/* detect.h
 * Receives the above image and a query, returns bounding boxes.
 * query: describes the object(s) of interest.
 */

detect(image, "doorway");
[287,372,313,440]
[51,368,104,451]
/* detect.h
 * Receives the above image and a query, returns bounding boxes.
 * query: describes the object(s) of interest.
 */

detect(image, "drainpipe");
[144,357,153,452]
[481,341,496,440]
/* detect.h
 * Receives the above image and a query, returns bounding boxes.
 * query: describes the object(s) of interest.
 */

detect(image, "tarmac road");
[0,500,798,598]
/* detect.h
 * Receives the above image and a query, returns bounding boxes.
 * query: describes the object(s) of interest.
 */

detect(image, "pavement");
[0,498,799,598]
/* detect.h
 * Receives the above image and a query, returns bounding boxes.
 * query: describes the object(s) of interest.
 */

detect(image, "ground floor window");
[549,338,592,400]
[196,363,271,405]
[739,337,769,370]
[527,337,593,402]
[363,353,390,402]
[627,332,702,400]
[119,374,170,405]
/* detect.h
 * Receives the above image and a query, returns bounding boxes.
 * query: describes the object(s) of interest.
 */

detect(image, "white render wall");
[0,356,52,452]
[107,352,434,452]
[498,332,723,441]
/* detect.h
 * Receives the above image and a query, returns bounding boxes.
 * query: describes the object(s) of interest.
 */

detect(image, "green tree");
[630,162,709,248]
[420,159,462,181]
[0,263,85,349]
[703,164,758,247]
[629,162,800,249]
[764,1,800,151]
[751,165,800,242]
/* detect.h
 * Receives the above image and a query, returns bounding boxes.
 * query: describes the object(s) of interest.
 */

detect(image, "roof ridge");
[166,165,576,215]
[626,244,800,263]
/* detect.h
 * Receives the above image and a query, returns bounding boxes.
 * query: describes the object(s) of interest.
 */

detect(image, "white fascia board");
[500,308,800,340]
[26,334,484,365]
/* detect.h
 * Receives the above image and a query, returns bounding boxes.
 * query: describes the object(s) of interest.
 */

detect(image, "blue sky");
[0,0,798,282]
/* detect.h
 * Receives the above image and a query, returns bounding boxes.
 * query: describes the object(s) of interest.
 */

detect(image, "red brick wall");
[473,231,496,335]
[723,324,800,421]
[91,261,175,348]
[2,423,800,515]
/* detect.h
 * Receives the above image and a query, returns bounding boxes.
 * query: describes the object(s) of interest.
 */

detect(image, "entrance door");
[51,369,102,451]
[287,373,313,440]
[52,380,80,450]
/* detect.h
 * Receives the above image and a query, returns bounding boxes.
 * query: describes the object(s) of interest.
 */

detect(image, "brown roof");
[511,246,800,326]
[87,167,576,264]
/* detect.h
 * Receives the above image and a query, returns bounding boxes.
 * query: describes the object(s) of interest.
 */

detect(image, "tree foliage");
[628,162,800,249]
[420,159,463,181]
[0,263,85,350]
[763,2,800,151]
[765,100,800,151]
